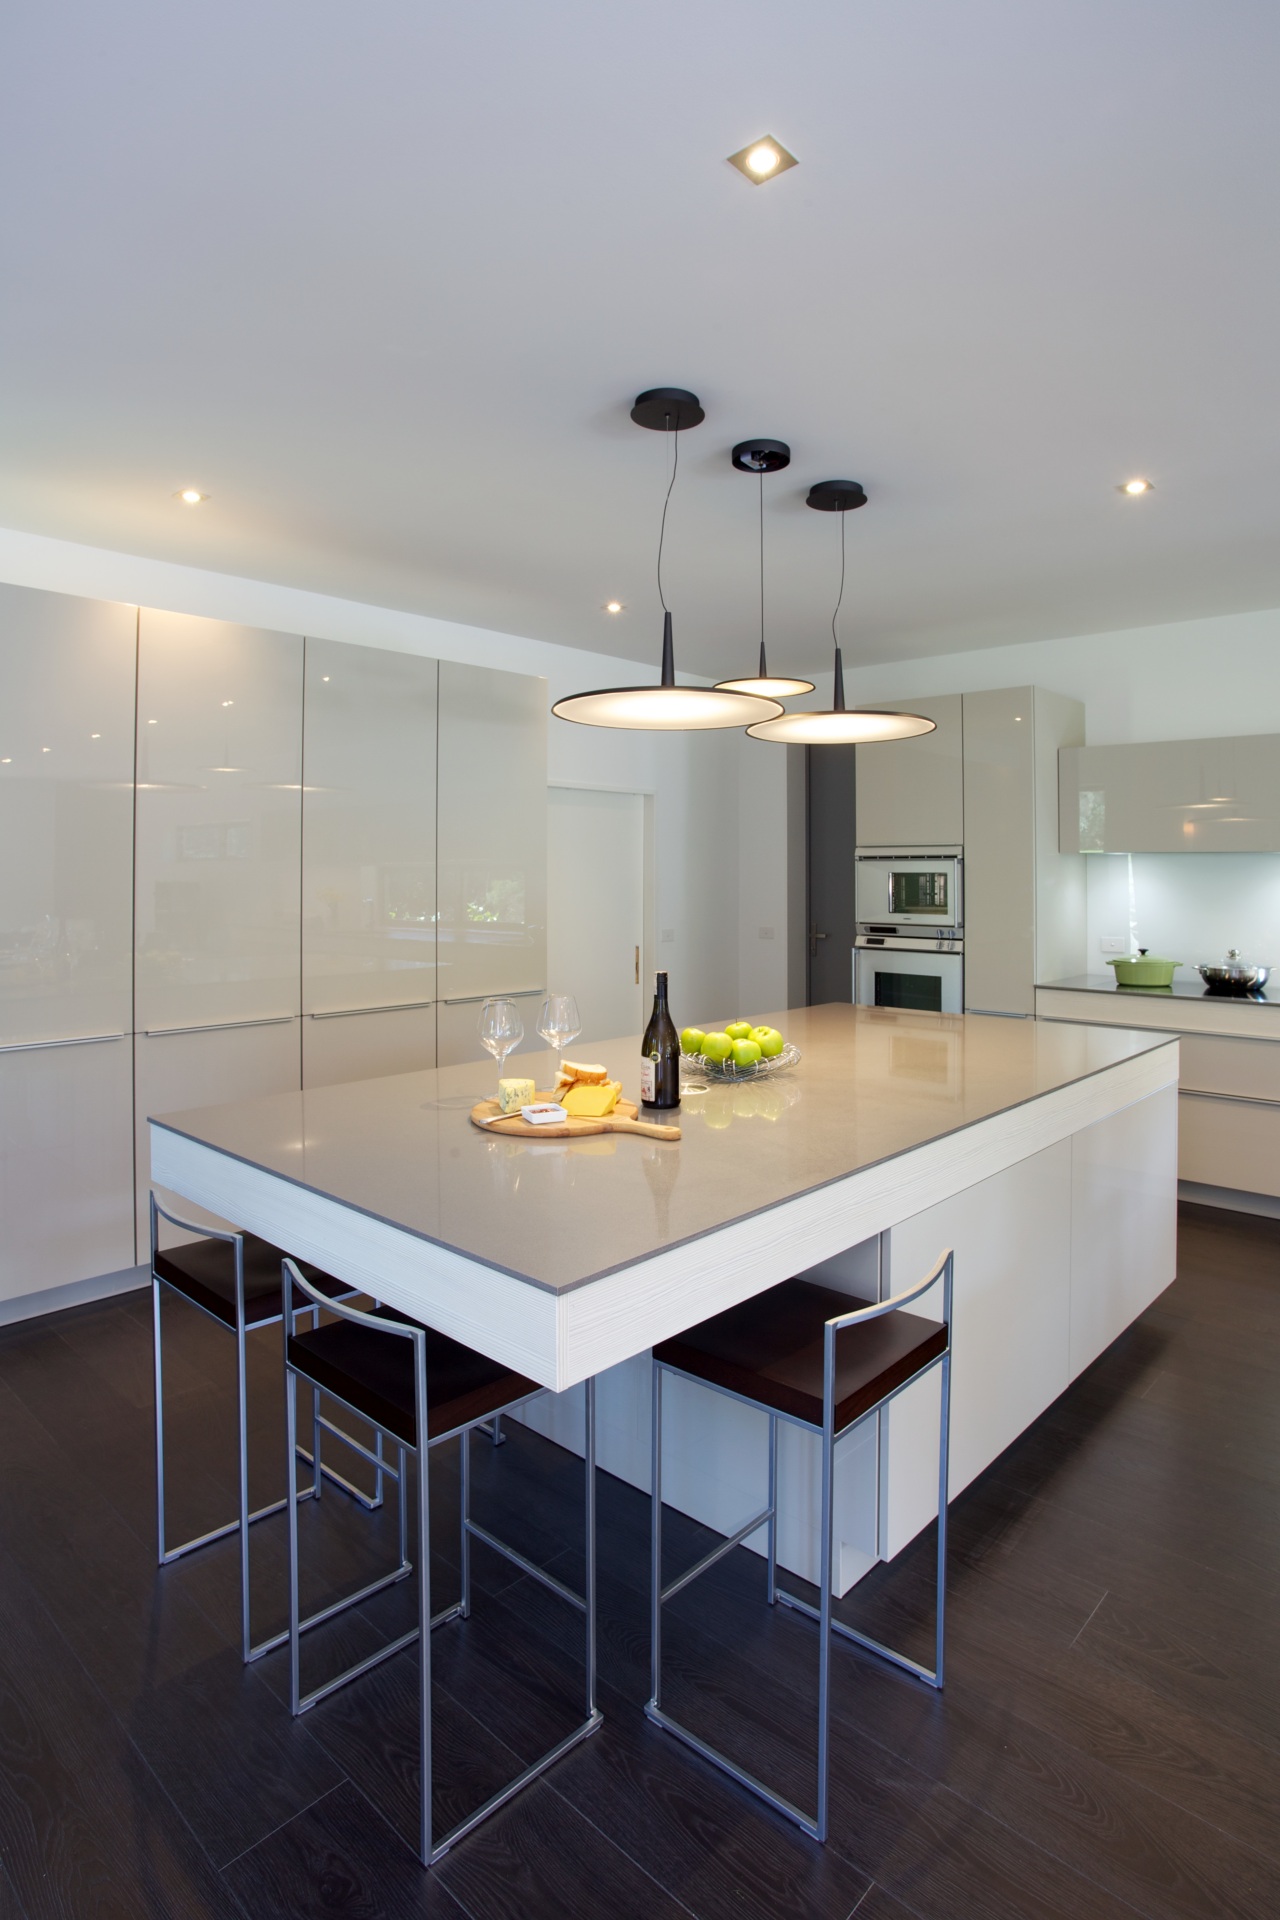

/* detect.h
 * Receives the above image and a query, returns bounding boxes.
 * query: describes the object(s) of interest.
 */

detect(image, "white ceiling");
[3,1,1279,679]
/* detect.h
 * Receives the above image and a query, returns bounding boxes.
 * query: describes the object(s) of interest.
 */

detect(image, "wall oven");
[854,935,964,1015]
[854,851,963,933]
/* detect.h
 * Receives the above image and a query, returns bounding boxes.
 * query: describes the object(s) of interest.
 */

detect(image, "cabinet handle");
[0,1031,126,1056]
[635,945,640,986]
[144,1016,294,1037]
[443,989,546,1007]
[309,1000,436,1020]
[1180,1086,1280,1112]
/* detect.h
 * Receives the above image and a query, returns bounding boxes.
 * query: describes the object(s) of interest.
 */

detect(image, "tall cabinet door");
[855,695,963,848]
[436,661,547,1067]
[0,585,137,1295]
[302,640,438,1087]
[134,610,304,1234]
[962,687,1036,1016]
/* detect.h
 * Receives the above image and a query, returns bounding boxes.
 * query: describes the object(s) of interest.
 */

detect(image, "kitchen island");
[150,1004,1177,1593]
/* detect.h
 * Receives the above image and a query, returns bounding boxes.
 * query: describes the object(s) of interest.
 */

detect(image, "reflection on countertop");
[151,1002,1176,1296]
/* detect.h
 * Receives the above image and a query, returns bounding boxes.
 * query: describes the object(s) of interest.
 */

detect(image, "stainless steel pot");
[1196,949,1271,994]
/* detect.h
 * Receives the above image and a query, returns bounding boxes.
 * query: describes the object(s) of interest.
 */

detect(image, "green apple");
[725,1020,754,1041]
[701,1030,734,1062]
[731,1037,763,1069]
[680,1026,706,1055]
[751,1026,785,1058]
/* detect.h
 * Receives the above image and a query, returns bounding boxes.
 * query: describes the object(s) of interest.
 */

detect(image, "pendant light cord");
[759,468,765,652]
[656,414,680,614]
[832,506,847,650]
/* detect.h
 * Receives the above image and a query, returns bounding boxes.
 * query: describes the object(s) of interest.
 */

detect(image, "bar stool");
[283,1258,602,1867]
[648,1249,953,1843]
[151,1193,380,1663]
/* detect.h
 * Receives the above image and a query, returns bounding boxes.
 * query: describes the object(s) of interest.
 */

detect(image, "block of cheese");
[498,1077,537,1114]
[560,1080,622,1118]
[556,1059,610,1089]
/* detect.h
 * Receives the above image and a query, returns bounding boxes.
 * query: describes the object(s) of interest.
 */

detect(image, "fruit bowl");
[681,1041,802,1083]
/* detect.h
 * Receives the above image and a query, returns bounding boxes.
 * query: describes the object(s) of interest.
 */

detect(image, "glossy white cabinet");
[303,1004,437,1089]
[1060,734,1280,854]
[963,687,1084,1016]
[135,610,303,1034]
[302,640,438,1018]
[135,1020,303,1243]
[0,1036,136,1302]
[436,661,547,1011]
[0,584,137,1046]
[855,694,963,848]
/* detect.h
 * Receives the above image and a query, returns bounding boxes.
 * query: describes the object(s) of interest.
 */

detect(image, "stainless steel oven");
[854,934,964,1014]
[855,851,963,933]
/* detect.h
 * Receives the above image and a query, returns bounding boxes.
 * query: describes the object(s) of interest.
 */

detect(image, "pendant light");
[714,439,814,699]
[552,390,784,732]
[746,482,936,745]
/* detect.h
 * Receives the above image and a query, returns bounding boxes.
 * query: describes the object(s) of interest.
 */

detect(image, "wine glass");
[537,994,582,1077]
[478,998,524,1083]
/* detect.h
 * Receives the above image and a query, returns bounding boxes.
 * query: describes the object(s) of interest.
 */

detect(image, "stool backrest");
[822,1247,953,1334]
[281,1257,429,1441]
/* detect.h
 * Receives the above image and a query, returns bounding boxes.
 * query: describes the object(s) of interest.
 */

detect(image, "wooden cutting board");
[470,1091,680,1141]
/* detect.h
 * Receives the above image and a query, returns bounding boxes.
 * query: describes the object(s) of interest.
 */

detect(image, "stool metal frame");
[151,1194,386,1665]
[648,1249,953,1842]
[283,1259,603,1866]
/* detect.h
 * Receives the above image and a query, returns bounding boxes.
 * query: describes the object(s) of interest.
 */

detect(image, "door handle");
[809,926,829,956]
[635,944,640,986]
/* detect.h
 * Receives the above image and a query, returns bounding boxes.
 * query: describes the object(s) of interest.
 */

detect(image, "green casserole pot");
[1107,953,1180,988]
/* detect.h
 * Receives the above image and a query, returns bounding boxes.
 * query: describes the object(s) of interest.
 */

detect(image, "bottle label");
[640,1058,656,1103]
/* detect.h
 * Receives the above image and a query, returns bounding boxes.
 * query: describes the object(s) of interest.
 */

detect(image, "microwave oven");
[855,852,963,932]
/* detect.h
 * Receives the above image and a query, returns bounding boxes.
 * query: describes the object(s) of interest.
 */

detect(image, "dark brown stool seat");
[648,1251,954,1846]
[155,1231,353,1330]
[287,1307,540,1447]
[656,1278,948,1434]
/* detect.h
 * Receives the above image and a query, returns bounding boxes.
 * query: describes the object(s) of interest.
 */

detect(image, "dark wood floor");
[0,1201,1277,1919]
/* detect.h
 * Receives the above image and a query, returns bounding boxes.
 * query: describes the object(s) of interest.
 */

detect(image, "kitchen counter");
[1041,971,1279,1008]
[150,1003,1178,1592]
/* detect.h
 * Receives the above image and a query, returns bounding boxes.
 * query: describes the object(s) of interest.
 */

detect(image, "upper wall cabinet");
[1060,735,1280,854]
[135,611,303,1033]
[436,661,547,1009]
[0,585,137,1047]
[855,694,963,848]
[302,640,438,1016]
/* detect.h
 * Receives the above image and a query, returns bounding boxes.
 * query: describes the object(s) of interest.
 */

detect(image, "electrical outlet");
[1100,937,1125,954]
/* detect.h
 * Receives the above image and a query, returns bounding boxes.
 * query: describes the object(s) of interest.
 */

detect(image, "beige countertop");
[151,1004,1175,1295]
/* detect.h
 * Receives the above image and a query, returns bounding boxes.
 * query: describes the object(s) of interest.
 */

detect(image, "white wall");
[0,525,789,1028]
[838,602,1280,747]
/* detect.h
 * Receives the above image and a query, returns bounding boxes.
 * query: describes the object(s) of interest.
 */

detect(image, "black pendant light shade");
[747,482,936,745]
[715,438,815,700]
[553,393,784,732]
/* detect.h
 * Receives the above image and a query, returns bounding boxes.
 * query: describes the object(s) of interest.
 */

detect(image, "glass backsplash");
[1085,852,1280,980]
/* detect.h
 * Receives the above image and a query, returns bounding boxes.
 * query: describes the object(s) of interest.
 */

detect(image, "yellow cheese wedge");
[560,1080,621,1118]
[498,1077,536,1114]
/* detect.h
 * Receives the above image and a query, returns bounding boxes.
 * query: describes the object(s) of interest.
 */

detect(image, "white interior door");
[547,787,645,1045]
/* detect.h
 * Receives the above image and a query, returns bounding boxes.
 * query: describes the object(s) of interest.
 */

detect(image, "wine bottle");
[640,971,681,1110]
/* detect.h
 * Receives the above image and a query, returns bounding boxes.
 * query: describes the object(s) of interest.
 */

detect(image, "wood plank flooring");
[0,1200,1276,1918]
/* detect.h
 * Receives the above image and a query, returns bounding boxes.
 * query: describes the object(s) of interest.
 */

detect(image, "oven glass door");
[889,869,950,919]
[856,947,963,1015]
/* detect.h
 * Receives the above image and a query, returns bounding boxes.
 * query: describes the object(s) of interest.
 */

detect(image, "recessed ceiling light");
[604,601,624,614]
[727,136,797,184]
[176,488,207,505]
[1118,477,1153,496]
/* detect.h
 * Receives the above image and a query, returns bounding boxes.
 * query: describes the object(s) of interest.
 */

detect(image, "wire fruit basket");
[680,1042,801,1083]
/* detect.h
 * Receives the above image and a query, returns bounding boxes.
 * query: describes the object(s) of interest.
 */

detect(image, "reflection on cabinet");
[963,687,1084,1017]
[855,694,963,848]
[0,1037,135,1300]
[435,993,545,1072]
[134,1020,303,1243]
[135,611,303,1033]
[0,584,137,1046]
[303,641,437,1016]
[1060,733,1280,854]
[437,661,547,1006]
[303,1004,437,1089]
